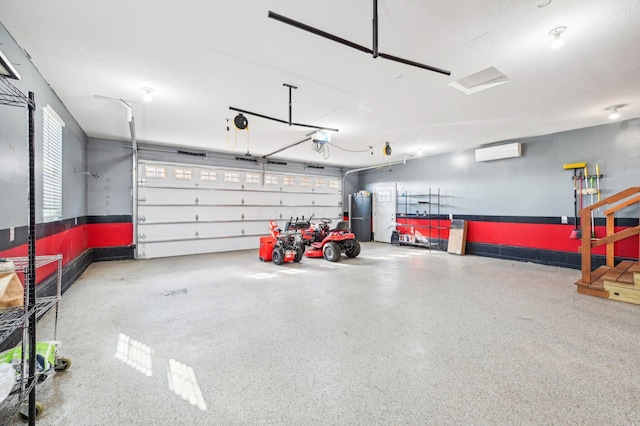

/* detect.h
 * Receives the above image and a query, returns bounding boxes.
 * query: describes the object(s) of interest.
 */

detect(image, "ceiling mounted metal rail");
[262,136,312,159]
[229,83,339,133]
[268,0,451,76]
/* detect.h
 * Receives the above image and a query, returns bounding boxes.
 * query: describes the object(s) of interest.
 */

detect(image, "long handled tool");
[564,162,586,239]
[596,164,601,202]
[570,170,581,239]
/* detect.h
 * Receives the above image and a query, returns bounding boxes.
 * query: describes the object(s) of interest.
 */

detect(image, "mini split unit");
[475,142,522,162]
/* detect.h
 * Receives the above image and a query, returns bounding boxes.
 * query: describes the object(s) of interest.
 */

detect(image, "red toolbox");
[259,236,274,261]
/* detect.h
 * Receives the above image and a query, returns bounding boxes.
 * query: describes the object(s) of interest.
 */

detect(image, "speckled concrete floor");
[8,242,640,425]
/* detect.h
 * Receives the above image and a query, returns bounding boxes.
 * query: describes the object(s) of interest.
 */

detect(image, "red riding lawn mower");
[300,218,361,262]
[259,219,306,265]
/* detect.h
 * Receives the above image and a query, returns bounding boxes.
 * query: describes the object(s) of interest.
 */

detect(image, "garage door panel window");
[174,168,193,180]
[245,173,261,184]
[300,177,311,187]
[145,166,166,178]
[200,170,217,181]
[265,174,279,185]
[223,172,240,183]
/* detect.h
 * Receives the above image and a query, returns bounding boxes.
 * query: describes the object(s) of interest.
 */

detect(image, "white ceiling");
[1,0,639,167]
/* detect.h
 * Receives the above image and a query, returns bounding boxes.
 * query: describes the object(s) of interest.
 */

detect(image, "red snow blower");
[259,219,305,265]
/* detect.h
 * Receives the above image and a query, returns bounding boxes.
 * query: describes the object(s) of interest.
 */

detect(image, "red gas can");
[259,236,274,261]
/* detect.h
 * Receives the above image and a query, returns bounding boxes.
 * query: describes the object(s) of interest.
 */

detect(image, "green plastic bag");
[0,341,59,374]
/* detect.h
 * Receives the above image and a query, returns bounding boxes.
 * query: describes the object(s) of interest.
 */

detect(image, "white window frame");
[300,177,312,187]
[314,178,326,188]
[329,179,340,189]
[145,166,166,178]
[42,105,65,222]
[174,167,193,180]
[224,171,240,183]
[245,172,261,184]
[264,174,279,185]
[200,170,217,181]
[283,175,296,186]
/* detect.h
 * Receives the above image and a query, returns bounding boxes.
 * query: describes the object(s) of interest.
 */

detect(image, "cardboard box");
[447,219,468,255]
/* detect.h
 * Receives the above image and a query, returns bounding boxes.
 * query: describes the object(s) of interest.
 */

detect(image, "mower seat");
[332,221,349,232]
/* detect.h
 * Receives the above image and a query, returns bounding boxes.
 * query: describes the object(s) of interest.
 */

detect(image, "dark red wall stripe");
[86,223,132,248]
[0,221,132,286]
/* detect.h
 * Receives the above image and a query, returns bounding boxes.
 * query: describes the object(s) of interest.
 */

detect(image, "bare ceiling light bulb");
[143,87,153,102]
[549,26,567,49]
[609,108,620,120]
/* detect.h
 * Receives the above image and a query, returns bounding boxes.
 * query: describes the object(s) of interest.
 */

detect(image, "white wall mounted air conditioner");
[475,142,521,162]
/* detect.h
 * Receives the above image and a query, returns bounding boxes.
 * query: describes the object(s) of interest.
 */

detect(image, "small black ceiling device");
[268,0,451,76]
[234,113,248,130]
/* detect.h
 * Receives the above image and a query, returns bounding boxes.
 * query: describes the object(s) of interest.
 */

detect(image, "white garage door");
[136,161,342,259]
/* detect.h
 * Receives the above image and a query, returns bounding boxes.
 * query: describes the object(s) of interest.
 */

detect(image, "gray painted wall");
[87,138,133,216]
[360,119,640,219]
[1,23,88,229]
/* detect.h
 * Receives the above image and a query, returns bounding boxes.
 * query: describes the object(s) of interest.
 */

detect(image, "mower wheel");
[272,247,285,265]
[346,240,361,258]
[294,245,304,262]
[323,242,341,262]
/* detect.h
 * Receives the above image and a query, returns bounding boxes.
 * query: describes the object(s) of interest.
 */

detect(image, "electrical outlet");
[561,216,568,224]
[9,227,14,242]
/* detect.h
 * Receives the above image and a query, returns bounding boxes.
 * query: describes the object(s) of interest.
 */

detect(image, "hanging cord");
[327,142,372,153]
[227,119,238,150]
[311,141,330,160]
[245,126,250,155]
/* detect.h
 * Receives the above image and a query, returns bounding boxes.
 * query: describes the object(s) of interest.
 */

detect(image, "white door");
[373,185,397,243]
[136,161,342,259]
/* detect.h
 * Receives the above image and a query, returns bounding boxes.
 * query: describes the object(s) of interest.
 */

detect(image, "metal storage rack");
[0,72,40,425]
[396,188,447,251]
[0,256,64,424]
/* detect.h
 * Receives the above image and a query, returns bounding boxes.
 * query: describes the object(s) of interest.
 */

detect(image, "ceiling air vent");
[475,143,521,162]
[449,66,510,95]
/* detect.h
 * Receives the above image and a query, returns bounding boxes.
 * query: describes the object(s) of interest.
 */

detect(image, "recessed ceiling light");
[549,26,567,49]
[142,87,153,102]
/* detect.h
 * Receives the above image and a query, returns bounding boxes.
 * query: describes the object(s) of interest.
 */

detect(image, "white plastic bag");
[0,363,14,403]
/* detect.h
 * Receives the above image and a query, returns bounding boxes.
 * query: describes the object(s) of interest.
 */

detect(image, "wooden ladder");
[575,187,640,304]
